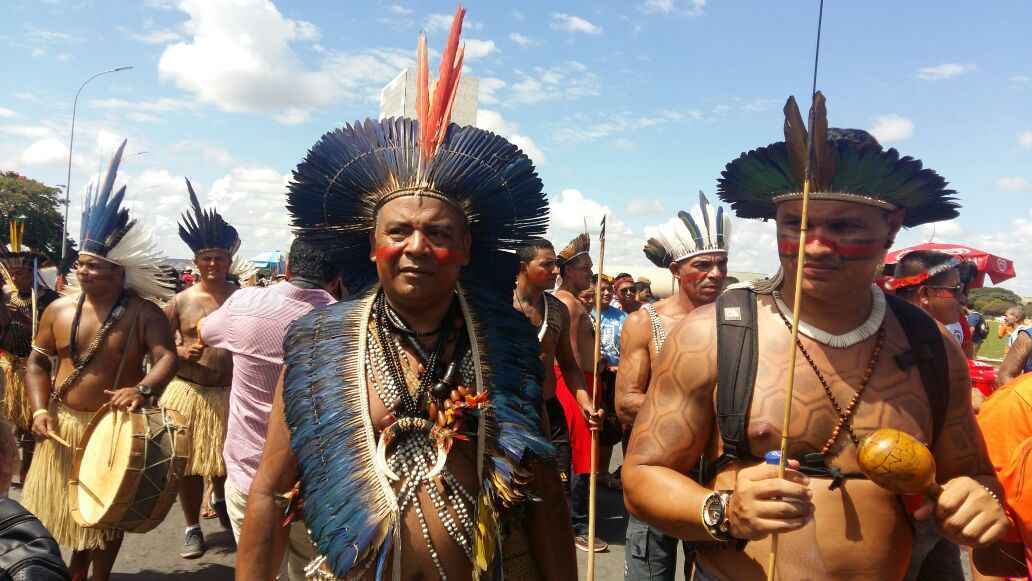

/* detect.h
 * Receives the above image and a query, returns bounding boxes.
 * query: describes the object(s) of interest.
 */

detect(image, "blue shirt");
[595,305,627,367]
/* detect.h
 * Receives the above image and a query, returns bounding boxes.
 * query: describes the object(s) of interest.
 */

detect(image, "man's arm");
[554,293,587,370]
[525,459,578,578]
[997,331,1030,387]
[623,306,812,541]
[553,301,599,425]
[919,330,1009,547]
[615,310,651,428]
[237,372,296,580]
[198,295,233,350]
[26,303,58,438]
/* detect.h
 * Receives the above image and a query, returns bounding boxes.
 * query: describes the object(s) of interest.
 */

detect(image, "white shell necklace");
[772,284,886,349]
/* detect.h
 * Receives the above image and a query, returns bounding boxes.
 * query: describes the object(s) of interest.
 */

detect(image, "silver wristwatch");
[136,384,154,398]
[701,490,733,542]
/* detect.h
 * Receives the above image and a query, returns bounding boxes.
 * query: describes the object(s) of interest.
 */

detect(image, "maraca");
[856,428,942,498]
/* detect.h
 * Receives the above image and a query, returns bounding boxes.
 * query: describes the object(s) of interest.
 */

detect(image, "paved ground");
[9,450,638,580]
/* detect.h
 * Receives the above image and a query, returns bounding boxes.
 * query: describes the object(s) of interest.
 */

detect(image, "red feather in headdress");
[418,4,466,166]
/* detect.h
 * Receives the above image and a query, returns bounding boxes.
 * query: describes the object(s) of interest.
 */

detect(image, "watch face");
[703,494,723,527]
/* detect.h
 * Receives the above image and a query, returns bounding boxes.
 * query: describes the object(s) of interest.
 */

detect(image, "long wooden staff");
[766,2,825,580]
[585,215,607,579]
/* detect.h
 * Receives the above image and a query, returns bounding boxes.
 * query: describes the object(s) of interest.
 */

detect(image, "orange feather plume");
[418,4,465,165]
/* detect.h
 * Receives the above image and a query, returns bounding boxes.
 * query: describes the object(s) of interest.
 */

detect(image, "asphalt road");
[9,449,638,580]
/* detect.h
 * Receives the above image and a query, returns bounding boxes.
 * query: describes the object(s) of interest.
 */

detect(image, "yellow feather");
[473,491,497,575]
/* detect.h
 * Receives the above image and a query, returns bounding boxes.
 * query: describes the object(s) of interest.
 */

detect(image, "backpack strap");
[884,294,950,445]
[696,288,762,484]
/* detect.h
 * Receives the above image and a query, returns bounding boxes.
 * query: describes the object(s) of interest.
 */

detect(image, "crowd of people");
[3,7,1032,581]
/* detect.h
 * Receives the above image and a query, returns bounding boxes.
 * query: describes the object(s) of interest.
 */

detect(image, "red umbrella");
[884,242,1016,288]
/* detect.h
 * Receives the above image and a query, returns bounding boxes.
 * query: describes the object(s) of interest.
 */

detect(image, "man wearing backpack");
[623,94,1008,580]
[616,193,730,580]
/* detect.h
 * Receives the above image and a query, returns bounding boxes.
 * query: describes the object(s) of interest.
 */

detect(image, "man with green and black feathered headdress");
[161,178,240,559]
[623,93,1008,581]
[238,6,576,580]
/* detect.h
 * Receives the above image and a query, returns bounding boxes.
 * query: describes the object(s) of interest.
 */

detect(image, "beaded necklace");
[366,291,479,579]
[776,309,886,455]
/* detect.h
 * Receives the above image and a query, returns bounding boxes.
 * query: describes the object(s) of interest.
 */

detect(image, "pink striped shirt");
[201,282,334,493]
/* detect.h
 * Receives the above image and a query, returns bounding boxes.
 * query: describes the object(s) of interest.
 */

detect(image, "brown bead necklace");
[776,310,887,455]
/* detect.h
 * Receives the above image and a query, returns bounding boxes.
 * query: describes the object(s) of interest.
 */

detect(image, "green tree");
[981,299,1015,316]
[969,287,1023,314]
[0,171,75,265]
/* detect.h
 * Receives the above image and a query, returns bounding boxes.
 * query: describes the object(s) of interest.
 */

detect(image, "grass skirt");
[158,377,228,477]
[22,403,121,550]
[0,352,33,431]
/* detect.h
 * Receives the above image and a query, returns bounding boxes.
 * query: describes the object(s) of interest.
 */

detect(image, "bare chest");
[176,294,223,340]
[745,319,933,469]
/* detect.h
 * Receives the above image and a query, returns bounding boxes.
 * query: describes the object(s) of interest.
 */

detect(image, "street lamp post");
[60,65,133,262]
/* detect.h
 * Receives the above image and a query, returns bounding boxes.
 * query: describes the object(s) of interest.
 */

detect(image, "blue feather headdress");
[76,140,173,300]
[178,179,240,256]
[717,93,959,227]
[282,5,551,579]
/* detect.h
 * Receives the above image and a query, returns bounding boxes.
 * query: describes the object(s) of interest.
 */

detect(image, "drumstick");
[48,432,71,448]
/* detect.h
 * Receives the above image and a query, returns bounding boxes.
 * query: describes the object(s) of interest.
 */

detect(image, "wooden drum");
[69,404,190,533]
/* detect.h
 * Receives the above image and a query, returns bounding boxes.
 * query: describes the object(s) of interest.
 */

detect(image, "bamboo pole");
[585,216,607,579]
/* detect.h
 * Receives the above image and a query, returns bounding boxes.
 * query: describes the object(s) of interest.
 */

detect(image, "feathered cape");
[282,279,551,579]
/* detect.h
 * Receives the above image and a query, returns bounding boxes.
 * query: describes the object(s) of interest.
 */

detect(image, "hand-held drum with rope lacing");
[68,404,189,533]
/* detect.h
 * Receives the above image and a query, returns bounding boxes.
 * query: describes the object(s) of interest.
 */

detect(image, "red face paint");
[431,246,463,266]
[778,236,883,261]
[375,243,405,264]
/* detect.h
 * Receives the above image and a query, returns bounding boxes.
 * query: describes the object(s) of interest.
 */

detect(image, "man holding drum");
[23,142,178,581]
[160,179,240,559]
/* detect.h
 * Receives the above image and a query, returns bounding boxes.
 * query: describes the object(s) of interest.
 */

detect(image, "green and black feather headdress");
[716,92,959,227]
[178,179,240,256]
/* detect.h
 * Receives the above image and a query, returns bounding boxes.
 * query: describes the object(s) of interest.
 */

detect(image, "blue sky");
[3,0,1032,293]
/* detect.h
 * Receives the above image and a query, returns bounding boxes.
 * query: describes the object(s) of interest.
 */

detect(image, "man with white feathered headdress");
[23,140,178,581]
[160,178,241,559]
[616,191,730,580]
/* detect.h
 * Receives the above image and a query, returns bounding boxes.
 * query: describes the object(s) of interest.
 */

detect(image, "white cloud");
[916,219,963,240]
[170,140,235,166]
[0,107,16,118]
[158,0,411,124]
[509,61,601,105]
[625,199,665,216]
[475,109,546,165]
[20,138,67,166]
[1019,131,1032,149]
[207,167,293,256]
[425,13,483,33]
[509,33,539,47]
[1011,75,1032,84]
[477,77,506,105]
[0,125,51,138]
[916,63,975,80]
[550,13,602,35]
[130,29,182,44]
[869,114,914,143]
[553,110,697,143]
[463,39,497,60]
[89,97,194,114]
[389,5,413,16]
[640,0,706,15]
[997,177,1031,193]
[547,189,640,268]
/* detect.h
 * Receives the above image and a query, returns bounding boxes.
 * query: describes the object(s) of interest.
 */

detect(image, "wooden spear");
[585,215,607,579]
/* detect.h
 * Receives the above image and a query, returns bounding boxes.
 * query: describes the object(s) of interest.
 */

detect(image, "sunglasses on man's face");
[617,288,636,296]
[925,284,963,298]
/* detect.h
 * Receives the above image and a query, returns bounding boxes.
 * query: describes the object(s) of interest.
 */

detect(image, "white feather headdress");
[643,192,731,268]
[72,140,174,302]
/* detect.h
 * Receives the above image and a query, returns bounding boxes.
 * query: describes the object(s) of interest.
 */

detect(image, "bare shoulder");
[652,303,718,390]
[621,308,651,344]
[132,295,168,320]
[554,290,583,317]
[666,302,717,349]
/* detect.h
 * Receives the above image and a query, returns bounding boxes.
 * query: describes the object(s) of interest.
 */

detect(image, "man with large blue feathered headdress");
[237,6,576,580]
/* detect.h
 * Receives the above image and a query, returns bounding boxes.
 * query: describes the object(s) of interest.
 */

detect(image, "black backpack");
[696,287,950,485]
[0,498,70,581]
